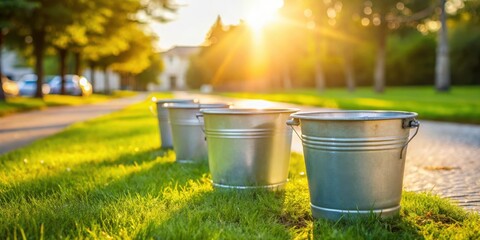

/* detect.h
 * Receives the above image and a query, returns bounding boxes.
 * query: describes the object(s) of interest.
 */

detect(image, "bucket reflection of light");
[234,99,277,109]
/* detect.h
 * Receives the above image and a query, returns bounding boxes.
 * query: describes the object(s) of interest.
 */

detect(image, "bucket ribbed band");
[171,120,203,126]
[303,135,407,151]
[205,129,289,139]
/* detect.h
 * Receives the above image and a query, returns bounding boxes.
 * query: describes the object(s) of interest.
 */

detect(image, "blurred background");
[0,0,479,100]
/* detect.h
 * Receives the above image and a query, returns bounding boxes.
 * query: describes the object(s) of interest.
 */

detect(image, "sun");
[244,0,283,33]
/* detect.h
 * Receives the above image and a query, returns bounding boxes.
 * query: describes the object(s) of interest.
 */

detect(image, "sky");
[150,0,283,51]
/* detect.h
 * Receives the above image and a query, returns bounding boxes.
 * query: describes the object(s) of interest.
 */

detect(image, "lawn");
[222,86,480,124]
[0,93,479,239]
[0,90,138,117]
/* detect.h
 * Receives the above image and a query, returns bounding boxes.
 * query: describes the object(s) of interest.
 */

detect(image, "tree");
[320,0,364,92]
[0,0,37,101]
[82,0,178,93]
[289,0,328,91]
[363,0,433,92]
[9,0,75,98]
[50,0,98,95]
[109,25,157,76]
[135,53,163,90]
[435,0,450,92]
[82,0,141,93]
[187,19,250,90]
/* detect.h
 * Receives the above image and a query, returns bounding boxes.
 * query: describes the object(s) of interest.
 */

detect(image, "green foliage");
[135,53,164,90]
[450,23,480,85]
[0,0,37,28]
[222,86,480,124]
[387,32,436,86]
[187,20,252,90]
[0,94,479,238]
[2,0,175,93]
[188,0,479,91]
[186,53,212,89]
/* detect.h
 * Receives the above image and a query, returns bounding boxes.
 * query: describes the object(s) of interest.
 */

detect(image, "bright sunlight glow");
[245,0,283,33]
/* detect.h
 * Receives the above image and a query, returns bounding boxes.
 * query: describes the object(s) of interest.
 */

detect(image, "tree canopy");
[1,0,176,98]
[187,0,479,92]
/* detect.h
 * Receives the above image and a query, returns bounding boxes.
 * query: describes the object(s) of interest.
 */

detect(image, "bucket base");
[311,203,400,221]
[212,181,287,191]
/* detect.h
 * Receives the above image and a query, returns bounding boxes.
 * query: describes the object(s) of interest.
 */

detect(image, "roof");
[162,46,201,58]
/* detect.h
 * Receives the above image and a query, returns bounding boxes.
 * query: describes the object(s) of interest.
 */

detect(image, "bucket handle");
[149,104,157,116]
[149,97,159,117]
[195,113,207,140]
[400,118,420,159]
[286,118,303,141]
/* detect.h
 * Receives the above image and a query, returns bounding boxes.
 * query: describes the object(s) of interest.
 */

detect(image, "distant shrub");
[386,32,436,86]
[450,24,480,85]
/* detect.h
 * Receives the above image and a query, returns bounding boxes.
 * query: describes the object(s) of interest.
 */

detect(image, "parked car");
[1,75,19,96]
[48,75,92,96]
[17,74,51,96]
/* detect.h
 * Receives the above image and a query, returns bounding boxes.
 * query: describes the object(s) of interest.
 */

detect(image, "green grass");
[221,86,480,124]
[0,93,479,239]
[0,90,138,117]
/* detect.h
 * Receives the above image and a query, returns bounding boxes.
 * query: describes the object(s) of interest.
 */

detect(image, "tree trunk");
[32,29,46,99]
[89,61,96,93]
[374,23,387,93]
[435,0,450,92]
[120,73,127,90]
[282,64,292,90]
[103,66,110,94]
[130,73,136,90]
[344,58,356,92]
[314,36,326,91]
[314,61,325,91]
[0,31,6,101]
[74,51,81,76]
[58,48,67,95]
[343,45,356,92]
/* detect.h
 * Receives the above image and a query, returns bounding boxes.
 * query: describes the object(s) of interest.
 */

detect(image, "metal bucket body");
[202,108,299,190]
[156,99,195,148]
[289,111,419,220]
[166,103,230,163]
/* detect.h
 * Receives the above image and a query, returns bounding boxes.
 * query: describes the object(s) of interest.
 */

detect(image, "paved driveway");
[0,93,147,154]
[174,92,480,212]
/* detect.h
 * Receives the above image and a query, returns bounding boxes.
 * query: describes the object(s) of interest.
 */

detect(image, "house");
[149,46,200,91]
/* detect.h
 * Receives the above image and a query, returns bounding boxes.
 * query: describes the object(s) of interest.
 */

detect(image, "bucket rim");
[290,110,418,121]
[200,108,299,114]
[156,99,196,104]
[164,103,231,109]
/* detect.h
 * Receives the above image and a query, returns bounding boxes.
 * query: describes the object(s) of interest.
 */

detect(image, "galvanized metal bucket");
[200,108,299,190]
[154,99,196,148]
[166,103,230,163]
[287,111,419,220]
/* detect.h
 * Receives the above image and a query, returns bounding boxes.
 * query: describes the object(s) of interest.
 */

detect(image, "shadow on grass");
[0,147,209,237]
[136,188,292,239]
[0,148,166,204]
